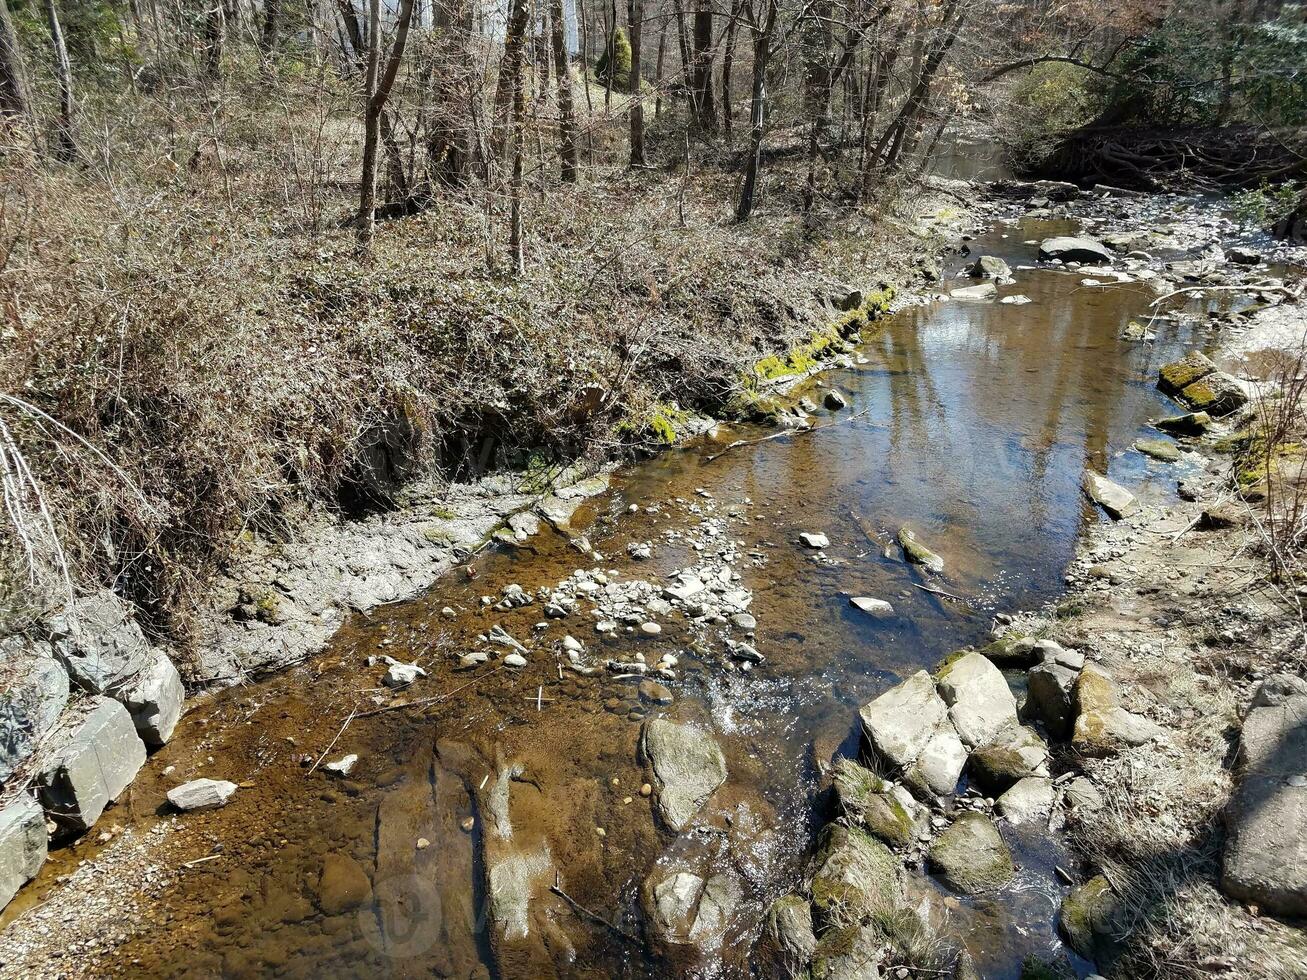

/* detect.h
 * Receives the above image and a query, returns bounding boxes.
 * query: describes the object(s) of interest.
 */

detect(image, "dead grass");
[0,61,933,646]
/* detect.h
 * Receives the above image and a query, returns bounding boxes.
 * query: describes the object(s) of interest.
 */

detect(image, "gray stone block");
[0,638,69,785]
[49,591,153,694]
[0,794,47,911]
[38,697,146,833]
[119,649,184,747]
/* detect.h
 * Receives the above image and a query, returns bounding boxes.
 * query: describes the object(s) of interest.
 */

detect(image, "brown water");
[14,215,1225,978]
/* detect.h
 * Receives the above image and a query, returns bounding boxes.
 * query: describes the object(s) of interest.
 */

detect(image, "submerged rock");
[1082,470,1138,520]
[927,812,1015,895]
[316,853,373,915]
[1134,438,1181,463]
[1222,674,1307,917]
[643,869,742,961]
[642,719,727,831]
[849,596,895,620]
[1039,236,1112,264]
[898,526,944,573]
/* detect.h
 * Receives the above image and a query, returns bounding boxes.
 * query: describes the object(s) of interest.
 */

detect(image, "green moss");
[1020,956,1075,980]
[1058,875,1121,963]
[1157,351,1215,393]
[431,506,458,520]
[748,288,894,386]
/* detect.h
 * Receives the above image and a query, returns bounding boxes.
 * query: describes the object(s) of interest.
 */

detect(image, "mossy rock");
[1020,955,1076,980]
[927,813,1015,895]
[969,726,1049,794]
[831,758,923,850]
[1157,351,1216,394]
[1058,874,1123,964]
[1154,411,1211,435]
[897,526,944,573]
[810,824,901,928]
[978,635,1040,669]
[757,892,817,978]
[809,923,877,979]
[1134,438,1180,462]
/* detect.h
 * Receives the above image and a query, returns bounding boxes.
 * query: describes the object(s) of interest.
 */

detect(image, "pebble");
[503,653,528,668]
[416,838,430,849]
[639,622,662,635]
[640,783,653,797]
[799,532,829,549]
[460,817,475,832]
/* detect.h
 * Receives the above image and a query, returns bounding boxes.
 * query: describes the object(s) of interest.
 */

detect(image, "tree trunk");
[653,17,666,119]
[508,3,526,275]
[720,0,742,143]
[0,0,31,122]
[259,0,281,61]
[357,0,416,249]
[203,0,225,80]
[44,0,76,161]
[736,0,776,221]
[627,0,644,165]
[549,0,578,180]
[493,0,530,158]
[690,0,714,132]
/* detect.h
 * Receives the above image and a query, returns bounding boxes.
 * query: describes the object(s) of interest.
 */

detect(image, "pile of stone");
[1,591,186,912]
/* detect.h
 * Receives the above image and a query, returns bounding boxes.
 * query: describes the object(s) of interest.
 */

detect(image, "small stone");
[460,817,475,832]
[562,635,584,653]
[799,532,829,549]
[416,837,430,849]
[640,622,662,636]
[503,653,528,668]
[731,613,757,630]
[383,660,426,688]
[824,390,847,411]
[849,596,895,619]
[639,680,675,705]
[167,778,238,812]
[322,754,358,777]
[640,783,652,797]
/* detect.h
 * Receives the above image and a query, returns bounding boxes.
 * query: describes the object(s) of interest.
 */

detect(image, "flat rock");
[978,635,1040,668]
[119,648,184,747]
[1039,236,1112,264]
[1082,470,1138,520]
[0,639,69,784]
[643,869,742,959]
[935,652,1018,748]
[1072,665,1162,757]
[1222,677,1307,916]
[1158,350,1218,394]
[997,776,1054,825]
[1178,371,1249,416]
[970,725,1050,793]
[48,591,154,694]
[927,812,1015,895]
[799,532,829,549]
[167,778,238,811]
[0,795,46,912]
[38,697,146,832]
[1154,411,1211,435]
[642,719,727,831]
[323,754,358,777]
[859,670,965,798]
[848,596,894,620]
[950,282,997,301]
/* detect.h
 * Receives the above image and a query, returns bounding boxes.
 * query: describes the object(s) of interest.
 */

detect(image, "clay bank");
[1,185,1305,979]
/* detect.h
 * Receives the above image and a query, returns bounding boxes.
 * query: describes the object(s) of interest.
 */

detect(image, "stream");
[7,202,1274,979]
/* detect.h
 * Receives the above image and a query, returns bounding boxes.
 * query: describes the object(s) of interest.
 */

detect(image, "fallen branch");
[551,871,641,942]
[306,704,359,776]
[705,409,874,463]
[182,854,223,869]
[355,665,506,718]
[912,582,965,603]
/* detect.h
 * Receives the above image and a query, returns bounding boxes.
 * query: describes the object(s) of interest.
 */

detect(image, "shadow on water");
[51,214,1229,979]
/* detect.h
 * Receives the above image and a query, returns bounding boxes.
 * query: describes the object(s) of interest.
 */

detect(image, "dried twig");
[550,871,640,942]
[354,664,506,718]
[705,409,874,462]
[305,703,359,776]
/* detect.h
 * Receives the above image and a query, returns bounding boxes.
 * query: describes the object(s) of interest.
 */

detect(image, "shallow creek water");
[18,214,1236,979]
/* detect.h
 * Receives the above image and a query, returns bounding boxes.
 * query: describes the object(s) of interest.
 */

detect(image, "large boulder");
[1082,470,1138,520]
[119,649,184,747]
[1222,675,1307,917]
[831,758,927,850]
[1072,665,1162,758]
[642,719,728,831]
[809,923,887,979]
[0,639,69,785]
[810,823,900,928]
[859,671,966,798]
[996,776,1055,825]
[1039,237,1112,264]
[37,696,146,833]
[1025,661,1078,740]
[935,652,1018,748]
[927,812,1014,895]
[0,795,46,911]
[756,893,817,978]
[48,592,154,694]
[969,725,1050,793]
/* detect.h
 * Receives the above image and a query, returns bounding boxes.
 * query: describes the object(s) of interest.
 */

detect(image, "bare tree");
[550,0,579,180]
[357,0,417,249]
[44,0,77,161]
[690,0,716,132]
[628,0,645,165]
[737,0,777,220]
[259,0,281,62]
[203,0,225,80]
[0,0,30,124]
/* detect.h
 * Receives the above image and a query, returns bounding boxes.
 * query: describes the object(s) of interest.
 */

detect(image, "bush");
[1230,181,1303,228]
[594,27,632,89]
[1000,63,1099,167]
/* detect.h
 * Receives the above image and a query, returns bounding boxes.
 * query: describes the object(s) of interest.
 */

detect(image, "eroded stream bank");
[2,188,1303,979]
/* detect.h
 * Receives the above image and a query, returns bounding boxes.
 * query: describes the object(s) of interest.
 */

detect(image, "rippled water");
[23,214,1226,979]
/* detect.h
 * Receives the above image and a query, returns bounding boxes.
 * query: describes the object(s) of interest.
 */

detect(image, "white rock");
[799,532,829,549]
[383,661,426,687]
[323,754,358,777]
[849,597,895,619]
[503,653,528,668]
[167,778,238,812]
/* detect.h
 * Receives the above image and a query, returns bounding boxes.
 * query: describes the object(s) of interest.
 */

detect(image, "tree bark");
[203,0,225,80]
[493,0,530,158]
[0,0,30,123]
[720,0,742,143]
[357,0,416,250]
[627,0,645,165]
[259,0,281,61]
[508,0,526,274]
[736,0,776,221]
[690,0,715,132]
[653,17,666,119]
[44,0,76,161]
[550,0,578,180]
